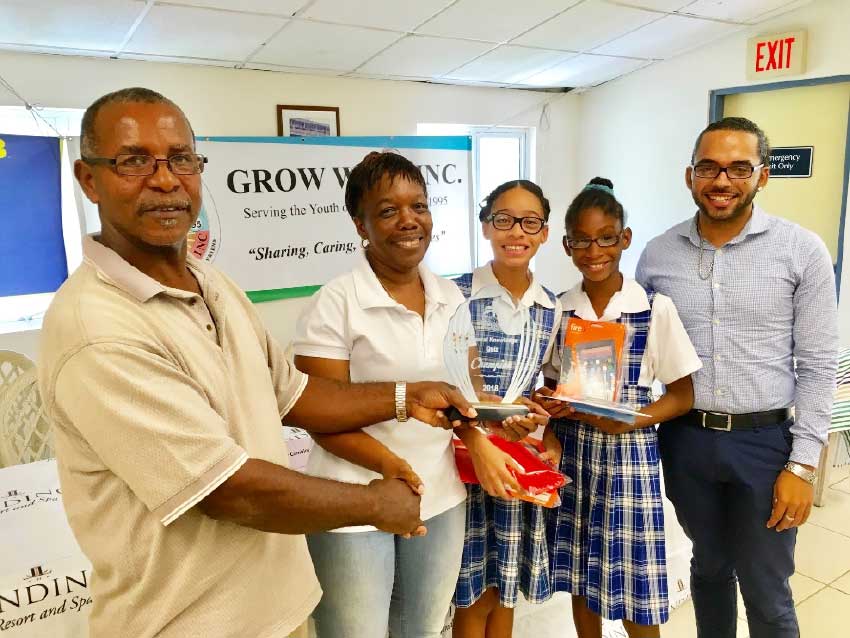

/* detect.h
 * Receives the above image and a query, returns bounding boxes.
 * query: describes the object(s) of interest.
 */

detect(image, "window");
[418,124,532,267]
[0,107,85,335]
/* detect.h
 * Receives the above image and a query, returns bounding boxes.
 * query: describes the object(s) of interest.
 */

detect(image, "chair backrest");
[0,368,55,467]
[0,350,35,405]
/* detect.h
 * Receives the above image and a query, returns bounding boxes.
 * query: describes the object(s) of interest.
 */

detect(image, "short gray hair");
[80,87,191,156]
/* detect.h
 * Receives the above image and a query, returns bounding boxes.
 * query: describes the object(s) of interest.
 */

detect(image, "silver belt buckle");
[703,411,732,431]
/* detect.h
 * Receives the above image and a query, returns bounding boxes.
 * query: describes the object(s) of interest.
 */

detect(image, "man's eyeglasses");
[487,212,546,235]
[691,162,763,180]
[82,153,208,176]
[564,233,622,250]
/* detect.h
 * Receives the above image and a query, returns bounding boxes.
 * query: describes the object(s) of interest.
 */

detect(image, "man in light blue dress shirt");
[637,117,838,638]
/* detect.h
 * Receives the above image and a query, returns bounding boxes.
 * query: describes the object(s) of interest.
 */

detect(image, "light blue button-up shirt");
[636,205,838,466]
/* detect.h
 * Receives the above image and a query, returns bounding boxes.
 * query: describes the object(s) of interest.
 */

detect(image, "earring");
[757,186,763,191]
[361,238,370,249]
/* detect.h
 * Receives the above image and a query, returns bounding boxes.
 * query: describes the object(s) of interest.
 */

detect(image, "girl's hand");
[495,396,549,441]
[533,386,576,420]
[379,456,427,538]
[465,433,525,499]
[580,413,636,435]
[540,426,562,468]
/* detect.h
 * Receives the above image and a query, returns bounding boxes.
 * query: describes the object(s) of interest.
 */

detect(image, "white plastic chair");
[0,367,54,467]
[0,350,34,405]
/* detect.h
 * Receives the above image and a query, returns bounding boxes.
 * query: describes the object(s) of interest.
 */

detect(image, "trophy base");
[470,402,529,421]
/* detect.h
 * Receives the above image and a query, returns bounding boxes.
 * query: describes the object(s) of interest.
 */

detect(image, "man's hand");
[767,468,815,532]
[464,430,524,499]
[580,413,637,435]
[490,396,549,441]
[406,382,476,429]
[367,477,425,537]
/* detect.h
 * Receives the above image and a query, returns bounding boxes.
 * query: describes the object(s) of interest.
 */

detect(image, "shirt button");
[714,355,721,361]
[716,249,722,256]
[713,282,719,289]
[206,324,213,331]
[715,389,723,396]
[713,318,720,325]
[189,298,197,306]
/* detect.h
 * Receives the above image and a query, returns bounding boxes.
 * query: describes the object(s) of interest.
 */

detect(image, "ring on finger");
[784,514,796,521]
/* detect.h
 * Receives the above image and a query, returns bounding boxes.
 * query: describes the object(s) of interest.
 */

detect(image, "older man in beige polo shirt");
[37,87,479,638]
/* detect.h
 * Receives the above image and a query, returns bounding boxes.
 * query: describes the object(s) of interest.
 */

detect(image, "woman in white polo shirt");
[293,152,526,638]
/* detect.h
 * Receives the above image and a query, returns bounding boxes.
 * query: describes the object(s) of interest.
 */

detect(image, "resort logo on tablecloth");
[0,488,61,517]
[0,566,92,631]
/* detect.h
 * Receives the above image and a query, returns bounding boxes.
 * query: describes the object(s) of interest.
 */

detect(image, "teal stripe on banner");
[246,272,466,303]
[247,285,321,303]
[199,135,472,151]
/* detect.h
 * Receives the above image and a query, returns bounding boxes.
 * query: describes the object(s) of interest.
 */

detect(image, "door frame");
[709,74,850,297]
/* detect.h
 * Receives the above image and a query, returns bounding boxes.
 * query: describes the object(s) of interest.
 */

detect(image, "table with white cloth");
[0,459,91,638]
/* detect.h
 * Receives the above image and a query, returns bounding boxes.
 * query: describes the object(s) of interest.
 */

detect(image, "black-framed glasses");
[81,153,208,176]
[564,232,622,250]
[692,162,764,180]
[487,212,546,235]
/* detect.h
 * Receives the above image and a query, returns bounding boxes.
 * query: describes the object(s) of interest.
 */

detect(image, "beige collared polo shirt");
[38,237,320,637]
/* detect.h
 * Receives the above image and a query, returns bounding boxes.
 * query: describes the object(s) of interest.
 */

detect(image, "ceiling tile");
[254,21,399,70]
[302,0,449,32]
[446,45,574,84]
[118,52,240,68]
[242,62,343,76]
[744,0,814,22]
[125,4,287,60]
[164,0,307,15]
[521,53,650,87]
[678,0,807,22]
[604,0,691,9]
[357,35,494,77]
[594,13,740,57]
[0,0,143,51]
[417,0,572,43]
[515,1,659,52]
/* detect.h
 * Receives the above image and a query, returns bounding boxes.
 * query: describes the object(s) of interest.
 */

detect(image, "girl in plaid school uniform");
[535,178,702,638]
[452,180,563,638]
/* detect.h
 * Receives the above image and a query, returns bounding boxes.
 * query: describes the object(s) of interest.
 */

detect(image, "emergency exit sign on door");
[747,30,807,80]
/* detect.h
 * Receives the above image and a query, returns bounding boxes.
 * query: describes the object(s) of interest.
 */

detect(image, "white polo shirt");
[292,253,468,532]
[544,278,702,387]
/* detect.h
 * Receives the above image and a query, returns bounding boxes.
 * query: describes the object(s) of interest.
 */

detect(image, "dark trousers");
[658,417,799,638]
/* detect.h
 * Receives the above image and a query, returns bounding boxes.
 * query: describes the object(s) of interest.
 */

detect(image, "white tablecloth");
[0,460,90,637]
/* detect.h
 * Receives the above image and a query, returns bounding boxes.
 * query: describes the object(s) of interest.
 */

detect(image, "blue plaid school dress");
[453,272,558,608]
[546,289,669,625]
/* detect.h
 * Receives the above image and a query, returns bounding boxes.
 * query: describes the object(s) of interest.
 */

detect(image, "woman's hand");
[464,430,525,499]
[379,455,427,538]
[539,425,562,468]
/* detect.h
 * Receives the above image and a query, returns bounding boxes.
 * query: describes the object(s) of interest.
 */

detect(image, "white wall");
[0,51,581,360]
[574,0,850,344]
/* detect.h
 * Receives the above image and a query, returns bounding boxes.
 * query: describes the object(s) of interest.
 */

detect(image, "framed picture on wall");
[276,105,340,137]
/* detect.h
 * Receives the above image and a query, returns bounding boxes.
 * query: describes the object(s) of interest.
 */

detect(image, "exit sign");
[747,30,807,80]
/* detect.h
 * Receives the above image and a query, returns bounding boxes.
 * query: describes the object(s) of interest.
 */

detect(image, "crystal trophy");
[443,287,541,422]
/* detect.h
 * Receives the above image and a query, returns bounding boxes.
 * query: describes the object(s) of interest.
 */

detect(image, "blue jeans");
[658,417,799,638]
[307,503,465,638]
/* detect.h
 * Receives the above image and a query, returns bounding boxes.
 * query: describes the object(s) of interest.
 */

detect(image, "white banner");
[193,136,473,300]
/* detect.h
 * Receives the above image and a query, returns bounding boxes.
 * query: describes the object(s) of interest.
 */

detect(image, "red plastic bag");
[453,436,569,507]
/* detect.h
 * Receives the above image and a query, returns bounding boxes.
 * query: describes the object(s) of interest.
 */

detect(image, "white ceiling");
[0,0,814,91]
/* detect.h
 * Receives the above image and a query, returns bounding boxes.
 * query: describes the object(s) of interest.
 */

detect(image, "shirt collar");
[83,235,204,302]
[352,251,449,310]
[470,263,554,309]
[679,204,771,247]
[560,277,649,321]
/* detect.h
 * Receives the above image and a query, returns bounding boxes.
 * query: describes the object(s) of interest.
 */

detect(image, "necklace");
[695,216,715,281]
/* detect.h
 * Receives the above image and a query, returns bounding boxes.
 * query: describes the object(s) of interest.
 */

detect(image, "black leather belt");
[686,409,791,431]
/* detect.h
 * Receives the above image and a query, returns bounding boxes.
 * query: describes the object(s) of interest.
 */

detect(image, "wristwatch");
[784,461,817,485]
[395,382,409,422]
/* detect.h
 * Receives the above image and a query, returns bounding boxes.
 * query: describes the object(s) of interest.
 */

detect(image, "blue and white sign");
[0,135,66,296]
